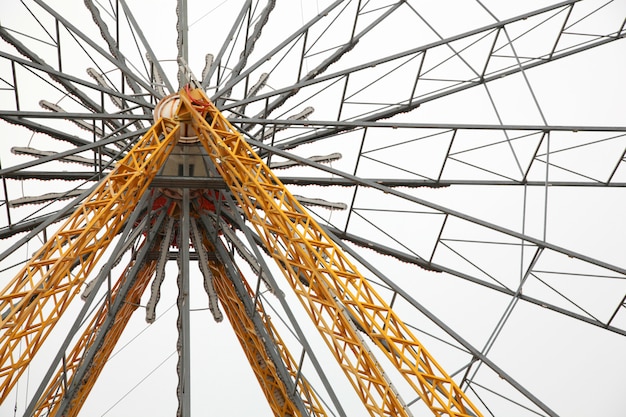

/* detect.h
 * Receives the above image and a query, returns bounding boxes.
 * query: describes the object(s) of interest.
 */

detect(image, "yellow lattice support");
[0,119,179,403]
[202,227,328,417]
[180,88,483,417]
[64,259,158,417]
[33,258,158,417]
[212,265,301,417]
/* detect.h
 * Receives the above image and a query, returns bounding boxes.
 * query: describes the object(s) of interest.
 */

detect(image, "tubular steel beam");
[219,216,349,417]
[118,0,175,94]
[230,118,626,133]
[178,188,192,417]
[220,1,603,112]
[232,1,405,125]
[0,128,146,177]
[200,0,253,88]
[0,111,150,120]
[213,0,275,107]
[220,2,625,152]
[0,50,152,109]
[208,0,346,95]
[5,171,626,188]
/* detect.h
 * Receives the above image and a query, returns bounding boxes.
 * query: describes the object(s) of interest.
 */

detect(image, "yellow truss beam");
[64,259,157,417]
[210,259,328,417]
[197,217,327,417]
[180,88,483,417]
[0,118,179,403]
[33,258,158,417]
[0,86,483,417]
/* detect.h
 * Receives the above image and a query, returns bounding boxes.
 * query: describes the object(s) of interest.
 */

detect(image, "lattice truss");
[0,1,625,417]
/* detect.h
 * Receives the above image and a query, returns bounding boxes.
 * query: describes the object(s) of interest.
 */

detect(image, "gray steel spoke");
[325,226,626,336]
[118,0,175,94]
[219,1,586,113]
[177,188,191,416]
[214,0,276,107]
[200,183,348,417]
[322,224,559,417]
[21,193,156,417]
[238,121,626,182]
[200,0,254,88]
[196,213,313,417]
[208,0,346,98]
[253,17,623,150]
[233,0,406,127]
[33,0,160,100]
[8,170,626,188]
[177,0,189,89]
[0,128,145,177]
[55,205,167,417]
[248,137,626,277]
[230,118,626,133]
[276,177,626,187]
[83,0,146,98]
[220,1,624,153]
[0,50,153,109]
[0,115,115,156]
[0,27,134,134]
[0,110,149,120]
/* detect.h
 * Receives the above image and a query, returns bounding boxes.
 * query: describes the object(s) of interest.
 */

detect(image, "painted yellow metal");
[181,88,484,417]
[213,269,294,416]
[0,118,179,403]
[0,87,482,417]
[64,259,158,417]
[33,258,158,417]
[209,258,328,417]
[198,220,327,417]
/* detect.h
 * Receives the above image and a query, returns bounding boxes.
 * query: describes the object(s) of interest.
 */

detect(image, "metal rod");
[323,225,559,417]
[116,0,174,94]
[248,137,626,277]
[197,215,312,417]
[177,0,189,88]
[200,0,253,88]
[180,188,191,416]
[231,117,626,132]
[22,194,156,417]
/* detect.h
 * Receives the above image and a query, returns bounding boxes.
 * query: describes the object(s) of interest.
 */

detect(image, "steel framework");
[0,1,625,416]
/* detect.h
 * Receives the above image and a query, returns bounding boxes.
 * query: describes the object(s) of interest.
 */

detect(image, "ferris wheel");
[0,1,625,416]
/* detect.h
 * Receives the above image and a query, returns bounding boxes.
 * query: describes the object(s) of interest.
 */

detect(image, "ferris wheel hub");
[154,93,199,143]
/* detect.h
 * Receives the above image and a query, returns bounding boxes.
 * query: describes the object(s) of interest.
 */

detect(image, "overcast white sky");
[1,1,625,416]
